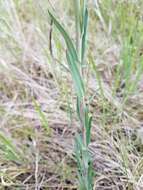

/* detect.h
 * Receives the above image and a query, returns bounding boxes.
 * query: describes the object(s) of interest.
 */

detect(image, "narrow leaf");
[0,132,22,161]
[48,11,78,62]
[33,99,51,135]
[81,8,88,62]
[66,50,85,98]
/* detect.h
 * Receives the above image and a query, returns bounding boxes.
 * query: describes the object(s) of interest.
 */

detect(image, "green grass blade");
[66,50,85,98]
[33,99,51,135]
[81,8,88,63]
[76,97,82,122]
[48,11,85,98]
[0,132,22,161]
[74,0,80,53]
[48,11,78,62]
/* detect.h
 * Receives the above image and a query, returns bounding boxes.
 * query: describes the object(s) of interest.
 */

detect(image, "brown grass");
[0,0,143,189]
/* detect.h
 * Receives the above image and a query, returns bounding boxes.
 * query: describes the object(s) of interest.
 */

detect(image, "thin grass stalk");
[74,0,80,57]
[48,1,94,188]
[74,1,94,189]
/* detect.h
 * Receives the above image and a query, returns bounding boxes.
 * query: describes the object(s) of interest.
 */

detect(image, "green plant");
[33,98,52,135]
[0,131,23,162]
[48,0,94,189]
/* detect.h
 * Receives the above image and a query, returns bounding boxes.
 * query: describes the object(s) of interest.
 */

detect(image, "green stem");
[74,0,80,56]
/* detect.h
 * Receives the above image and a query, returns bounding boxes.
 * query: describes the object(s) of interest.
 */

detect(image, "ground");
[0,0,143,189]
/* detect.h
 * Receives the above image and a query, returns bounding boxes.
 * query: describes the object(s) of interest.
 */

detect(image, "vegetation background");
[0,0,143,189]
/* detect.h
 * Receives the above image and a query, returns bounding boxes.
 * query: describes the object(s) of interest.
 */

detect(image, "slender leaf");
[48,11,78,62]
[33,99,51,135]
[66,50,85,98]
[81,8,88,63]
[0,132,22,161]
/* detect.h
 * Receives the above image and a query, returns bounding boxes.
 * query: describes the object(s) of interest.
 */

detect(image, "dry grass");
[0,0,143,189]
